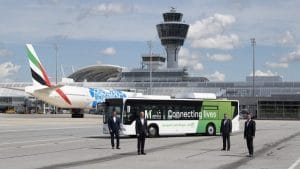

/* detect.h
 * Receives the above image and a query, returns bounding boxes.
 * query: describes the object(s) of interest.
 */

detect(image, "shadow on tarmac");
[90,147,111,150]
[84,134,214,140]
[220,154,247,157]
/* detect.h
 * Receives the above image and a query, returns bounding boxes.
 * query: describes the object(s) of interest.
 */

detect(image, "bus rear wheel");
[148,125,159,137]
[206,123,216,136]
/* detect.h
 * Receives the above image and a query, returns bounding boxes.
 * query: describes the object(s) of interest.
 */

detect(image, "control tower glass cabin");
[156,8,189,68]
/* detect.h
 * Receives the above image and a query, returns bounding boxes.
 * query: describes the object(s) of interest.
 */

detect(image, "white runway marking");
[288,157,300,169]
[0,138,98,151]
[20,139,84,148]
[0,137,77,146]
[0,126,96,133]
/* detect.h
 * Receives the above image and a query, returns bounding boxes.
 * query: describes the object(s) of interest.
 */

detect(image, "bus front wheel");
[148,125,159,137]
[206,123,216,136]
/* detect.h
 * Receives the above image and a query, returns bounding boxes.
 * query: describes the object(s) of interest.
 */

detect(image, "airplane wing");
[0,87,25,91]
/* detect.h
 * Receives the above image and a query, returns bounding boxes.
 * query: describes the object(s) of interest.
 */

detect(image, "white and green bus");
[102,97,239,137]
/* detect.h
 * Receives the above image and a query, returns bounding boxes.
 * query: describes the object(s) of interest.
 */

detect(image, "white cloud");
[267,45,300,69]
[207,71,225,81]
[100,47,116,56]
[265,62,288,68]
[37,0,61,5]
[178,48,203,72]
[278,31,295,45]
[77,3,133,21]
[280,45,300,62]
[191,34,239,49]
[0,62,20,79]
[0,49,12,57]
[207,53,233,62]
[188,13,236,39]
[188,13,239,49]
[249,70,278,76]
[0,2,150,42]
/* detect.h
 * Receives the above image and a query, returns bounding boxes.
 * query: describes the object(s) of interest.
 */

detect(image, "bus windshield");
[232,101,239,118]
[103,99,123,124]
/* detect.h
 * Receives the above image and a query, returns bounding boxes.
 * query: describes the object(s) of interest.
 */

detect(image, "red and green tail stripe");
[26,44,71,105]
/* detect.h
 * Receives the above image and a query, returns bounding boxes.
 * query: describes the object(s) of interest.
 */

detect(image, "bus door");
[123,103,140,125]
[103,99,123,124]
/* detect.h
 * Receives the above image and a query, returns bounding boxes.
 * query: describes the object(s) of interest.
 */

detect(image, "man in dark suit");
[244,112,256,157]
[220,113,232,151]
[135,111,148,155]
[108,111,121,149]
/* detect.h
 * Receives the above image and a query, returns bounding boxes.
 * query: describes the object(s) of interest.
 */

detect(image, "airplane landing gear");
[71,109,84,118]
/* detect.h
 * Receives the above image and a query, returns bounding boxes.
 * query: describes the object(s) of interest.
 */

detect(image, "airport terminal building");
[0,9,300,119]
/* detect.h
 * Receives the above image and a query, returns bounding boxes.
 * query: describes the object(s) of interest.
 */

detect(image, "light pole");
[53,44,58,114]
[147,41,152,95]
[250,38,256,97]
[54,43,58,85]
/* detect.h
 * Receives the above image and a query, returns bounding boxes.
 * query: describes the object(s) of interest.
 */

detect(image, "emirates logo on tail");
[26,44,71,105]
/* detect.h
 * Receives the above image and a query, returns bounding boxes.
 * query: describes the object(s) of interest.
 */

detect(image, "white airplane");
[25,44,128,117]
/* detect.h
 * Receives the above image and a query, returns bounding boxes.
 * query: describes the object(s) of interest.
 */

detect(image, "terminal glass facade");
[258,101,300,119]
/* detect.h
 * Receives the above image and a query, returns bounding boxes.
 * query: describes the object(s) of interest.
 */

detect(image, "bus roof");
[106,97,239,102]
[175,93,216,99]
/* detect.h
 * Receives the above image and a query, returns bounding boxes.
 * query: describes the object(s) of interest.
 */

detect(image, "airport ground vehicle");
[102,96,239,137]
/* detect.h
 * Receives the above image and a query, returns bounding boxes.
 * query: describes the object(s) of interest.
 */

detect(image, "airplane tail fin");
[26,44,52,87]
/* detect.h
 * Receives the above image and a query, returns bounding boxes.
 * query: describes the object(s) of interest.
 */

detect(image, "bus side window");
[181,105,198,120]
[133,105,139,122]
[166,106,172,120]
[161,105,167,120]
[151,104,163,120]
[123,104,138,125]
[134,105,142,120]
[166,104,180,120]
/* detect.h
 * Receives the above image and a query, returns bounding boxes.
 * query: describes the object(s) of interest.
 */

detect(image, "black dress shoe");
[141,152,146,155]
[116,147,120,149]
[138,152,141,155]
[221,149,226,151]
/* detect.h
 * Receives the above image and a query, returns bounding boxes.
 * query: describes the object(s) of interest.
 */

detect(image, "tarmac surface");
[0,114,299,169]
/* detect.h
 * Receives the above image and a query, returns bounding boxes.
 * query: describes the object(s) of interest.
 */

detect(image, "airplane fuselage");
[25,86,94,109]
[25,85,128,109]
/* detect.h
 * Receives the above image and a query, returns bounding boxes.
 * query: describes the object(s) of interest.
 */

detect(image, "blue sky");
[0,0,300,82]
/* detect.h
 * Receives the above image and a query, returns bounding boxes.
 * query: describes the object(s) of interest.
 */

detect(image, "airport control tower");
[156,8,189,68]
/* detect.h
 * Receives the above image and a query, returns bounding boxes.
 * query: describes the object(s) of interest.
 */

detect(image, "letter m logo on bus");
[145,110,152,119]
